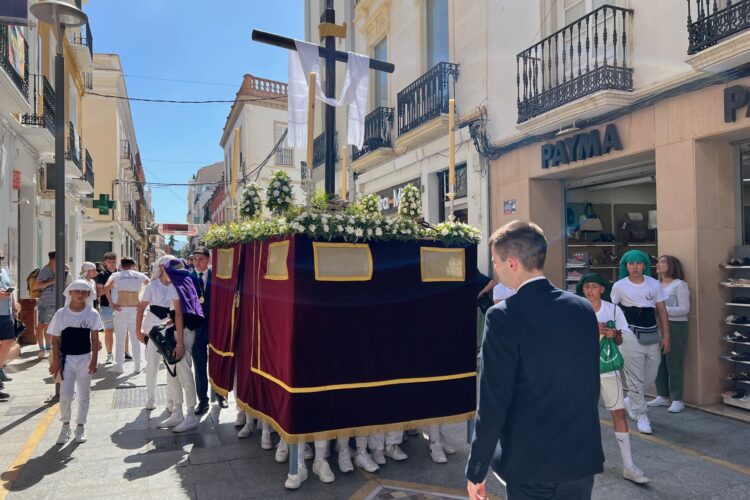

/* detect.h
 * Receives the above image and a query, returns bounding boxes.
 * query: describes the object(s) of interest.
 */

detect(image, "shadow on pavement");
[0,401,56,436]
[2,441,80,491]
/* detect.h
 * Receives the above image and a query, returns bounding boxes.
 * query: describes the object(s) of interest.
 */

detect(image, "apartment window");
[562,0,611,25]
[373,38,388,108]
[426,0,449,70]
[274,122,293,166]
[48,32,56,87]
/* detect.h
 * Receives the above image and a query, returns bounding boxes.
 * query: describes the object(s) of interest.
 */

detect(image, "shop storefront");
[490,74,750,415]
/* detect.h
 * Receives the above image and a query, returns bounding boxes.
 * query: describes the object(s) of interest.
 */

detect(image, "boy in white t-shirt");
[105,257,149,375]
[48,280,103,445]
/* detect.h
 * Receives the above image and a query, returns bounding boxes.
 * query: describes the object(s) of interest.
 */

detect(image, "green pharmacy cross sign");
[92,194,116,215]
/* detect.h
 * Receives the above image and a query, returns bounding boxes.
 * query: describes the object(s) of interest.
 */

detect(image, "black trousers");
[192,324,223,404]
[506,475,595,500]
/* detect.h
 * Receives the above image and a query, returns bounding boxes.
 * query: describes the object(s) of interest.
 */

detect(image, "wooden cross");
[252,0,395,196]
[92,193,116,215]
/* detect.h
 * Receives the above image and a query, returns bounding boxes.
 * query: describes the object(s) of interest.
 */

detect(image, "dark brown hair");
[48,251,56,260]
[659,255,684,280]
[489,220,547,272]
[103,252,117,261]
[120,257,136,269]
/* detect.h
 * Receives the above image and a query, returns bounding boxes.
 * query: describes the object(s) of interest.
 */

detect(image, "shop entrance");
[564,166,657,291]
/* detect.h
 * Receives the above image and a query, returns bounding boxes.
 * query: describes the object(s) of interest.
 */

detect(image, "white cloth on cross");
[287,40,370,150]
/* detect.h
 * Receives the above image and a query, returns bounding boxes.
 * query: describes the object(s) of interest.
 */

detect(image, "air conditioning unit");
[40,163,56,194]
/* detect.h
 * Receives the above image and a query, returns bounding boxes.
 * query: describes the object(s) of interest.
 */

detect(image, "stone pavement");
[1,348,749,499]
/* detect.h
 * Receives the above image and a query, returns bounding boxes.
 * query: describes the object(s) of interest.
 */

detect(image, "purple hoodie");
[163,258,204,318]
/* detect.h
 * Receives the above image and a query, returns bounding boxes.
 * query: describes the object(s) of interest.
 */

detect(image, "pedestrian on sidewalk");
[611,250,671,435]
[0,250,18,400]
[577,273,650,485]
[651,255,690,414]
[466,220,603,500]
[34,251,60,358]
[96,252,118,365]
[104,257,149,375]
[48,280,103,445]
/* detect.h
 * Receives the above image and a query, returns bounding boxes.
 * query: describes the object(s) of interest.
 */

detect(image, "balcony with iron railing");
[353,107,394,161]
[688,0,750,54]
[397,62,459,137]
[84,149,94,191]
[313,131,338,168]
[65,122,81,174]
[0,24,29,112]
[69,20,94,72]
[20,75,56,153]
[516,4,634,124]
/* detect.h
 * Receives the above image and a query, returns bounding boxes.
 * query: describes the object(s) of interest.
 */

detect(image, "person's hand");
[0,289,9,299]
[137,332,146,344]
[88,359,98,374]
[112,303,122,311]
[49,359,60,378]
[173,344,184,359]
[467,480,487,500]
[661,334,671,354]
[603,327,616,339]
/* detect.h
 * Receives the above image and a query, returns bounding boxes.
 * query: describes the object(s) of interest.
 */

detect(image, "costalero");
[541,124,623,169]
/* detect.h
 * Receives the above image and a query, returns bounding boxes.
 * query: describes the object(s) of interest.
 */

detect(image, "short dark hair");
[192,246,210,257]
[659,255,684,280]
[103,252,117,261]
[489,220,547,272]
[48,251,56,260]
[120,257,136,268]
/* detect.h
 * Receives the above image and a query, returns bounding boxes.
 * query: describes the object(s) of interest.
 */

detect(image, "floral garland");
[266,170,294,215]
[240,183,263,219]
[398,183,422,220]
[358,193,380,217]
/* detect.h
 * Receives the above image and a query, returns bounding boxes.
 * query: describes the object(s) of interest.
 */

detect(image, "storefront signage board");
[723,85,750,122]
[541,124,623,169]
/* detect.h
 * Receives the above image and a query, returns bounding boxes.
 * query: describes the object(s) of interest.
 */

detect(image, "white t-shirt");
[47,307,103,337]
[493,283,516,303]
[593,300,631,379]
[141,280,179,334]
[106,270,149,293]
[610,276,666,308]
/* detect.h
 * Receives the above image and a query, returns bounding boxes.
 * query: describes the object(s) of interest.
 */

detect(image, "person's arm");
[477,279,496,299]
[88,329,99,373]
[172,299,184,359]
[34,269,54,291]
[49,335,61,377]
[666,282,690,318]
[104,277,119,311]
[466,306,519,489]
[656,301,671,354]
[135,300,148,343]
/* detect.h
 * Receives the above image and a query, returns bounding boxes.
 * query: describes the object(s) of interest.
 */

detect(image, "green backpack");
[599,336,624,374]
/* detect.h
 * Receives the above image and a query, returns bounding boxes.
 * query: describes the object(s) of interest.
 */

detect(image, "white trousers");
[114,308,140,366]
[166,328,196,414]
[368,431,403,450]
[60,353,92,425]
[620,331,662,417]
[145,336,161,401]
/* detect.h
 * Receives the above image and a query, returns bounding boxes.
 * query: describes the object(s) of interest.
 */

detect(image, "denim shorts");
[99,306,114,330]
[38,305,56,324]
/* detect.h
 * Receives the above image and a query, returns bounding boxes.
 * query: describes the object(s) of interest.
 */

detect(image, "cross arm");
[251,29,395,74]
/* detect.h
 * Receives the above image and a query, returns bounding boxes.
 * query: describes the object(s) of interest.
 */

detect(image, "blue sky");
[85,0,304,228]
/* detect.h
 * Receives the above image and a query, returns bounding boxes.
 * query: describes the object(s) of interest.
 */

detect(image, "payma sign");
[541,124,623,169]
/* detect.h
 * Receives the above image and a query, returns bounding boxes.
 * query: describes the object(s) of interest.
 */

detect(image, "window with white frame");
[274,122,293,166]
[561,0,611,26]
[426,0,449,70]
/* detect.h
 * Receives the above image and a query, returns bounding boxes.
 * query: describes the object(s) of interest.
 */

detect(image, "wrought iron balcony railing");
[687,0,750,54]
[441,164,467,200]
[84,149,94,190]
[0,25,29,99]
[313,131,338,168]
[353,107,394,160]
[66,122,81,168]
[516,4,634,123]
[69,21,93,59]
[20,75,54,133]
[397,62,459,136]
[43,76,55,135]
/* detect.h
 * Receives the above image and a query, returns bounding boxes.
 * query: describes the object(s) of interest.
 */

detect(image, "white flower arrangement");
[265,170,294,215]
[359,193,380,217]
[240,183,263,219]
[398,183,422,220]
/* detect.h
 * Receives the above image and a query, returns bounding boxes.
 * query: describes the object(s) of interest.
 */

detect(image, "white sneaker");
[647,396,671,407]
[237,422,253,438]
[159,407,184,428]
[623,465,650,484]
[74,426,87,443]
[173,415,198,433]
[637,415,653,434]
[107,364,124,375]
[284,465,308,490]
[260,429,273,449]
[304,443,313,460]
[668,400,685,413]
[145,398,156,410]
[312,458,335,483]
[234,411,246,427]
[337,448,354,473]
[105,353,113,364]
[430,443,448,463]
[38,349,48,359]
[275,441,289,463]
[132,363,142,375]
[624,397,637,421]
[439,429,456,454]
[371,448,386,465]
[385,444,408,461]
[354,451,379,472]
[56,425,71,445]
[165,402,174,414]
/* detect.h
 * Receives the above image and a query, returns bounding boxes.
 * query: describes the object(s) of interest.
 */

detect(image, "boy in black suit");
[466,220,604,500]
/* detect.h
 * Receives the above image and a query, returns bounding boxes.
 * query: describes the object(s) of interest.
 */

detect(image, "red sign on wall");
[12,170,21,190]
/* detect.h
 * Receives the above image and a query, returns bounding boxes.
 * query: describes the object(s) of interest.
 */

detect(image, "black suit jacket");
[190,268,211,323]
[466,278,604,485]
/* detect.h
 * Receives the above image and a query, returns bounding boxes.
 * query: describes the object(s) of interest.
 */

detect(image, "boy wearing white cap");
[48,280,103,444]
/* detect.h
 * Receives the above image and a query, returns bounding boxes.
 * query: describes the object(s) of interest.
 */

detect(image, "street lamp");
[30,0,87,309]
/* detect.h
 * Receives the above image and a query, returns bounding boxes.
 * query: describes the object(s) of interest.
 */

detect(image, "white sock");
[615,432,634,469]
[314,440,328,460]
[355,436,368,453]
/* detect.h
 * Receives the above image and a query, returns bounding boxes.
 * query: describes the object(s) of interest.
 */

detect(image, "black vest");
[60,326,92,355]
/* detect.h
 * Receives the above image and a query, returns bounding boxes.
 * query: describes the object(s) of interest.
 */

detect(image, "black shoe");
[0,368,11,382]
[0,390,9,400]
[218,397,228,409]
[124,352,133,360]
[194,401,209,416]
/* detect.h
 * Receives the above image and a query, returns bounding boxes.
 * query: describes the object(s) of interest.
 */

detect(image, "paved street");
[0,348,748,499]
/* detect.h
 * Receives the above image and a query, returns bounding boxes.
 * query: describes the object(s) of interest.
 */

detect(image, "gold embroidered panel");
[215,248,235,279]
[420,247,466,282]
[313,242,373,281]
[265,241,290,280]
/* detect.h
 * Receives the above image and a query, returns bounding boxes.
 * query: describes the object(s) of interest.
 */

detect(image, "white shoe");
[623,465,650,484]
[647,396,670,407]
[275,441,289,463]
[165,402,174,414]
[238,422,253,438]
[312,458,335,483]
[74,426,87,443]
[173,415,198,433]
[145,398,156,410]
[107,365,124,375]
[354,451,379,472]
[337,448,354,473]
[439,429,456,454]
[56,425,71,445]
[624,397,637,421]
[132,363,142,375]
[261,429,273,449]
[284,465,308,490]
[159,407,184,428]
[668,400,685,413]
[371,448,386,465]
[38,349,48,359]
[234,411,246,427]
[304,443,313,460]
[430,443,448,463]
[105,353,113,364]
[385,444,408,461]
[637,415,653,434]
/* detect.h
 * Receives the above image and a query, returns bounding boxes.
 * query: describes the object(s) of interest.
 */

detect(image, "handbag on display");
[579,203,603,232]
[621,212,649,242]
